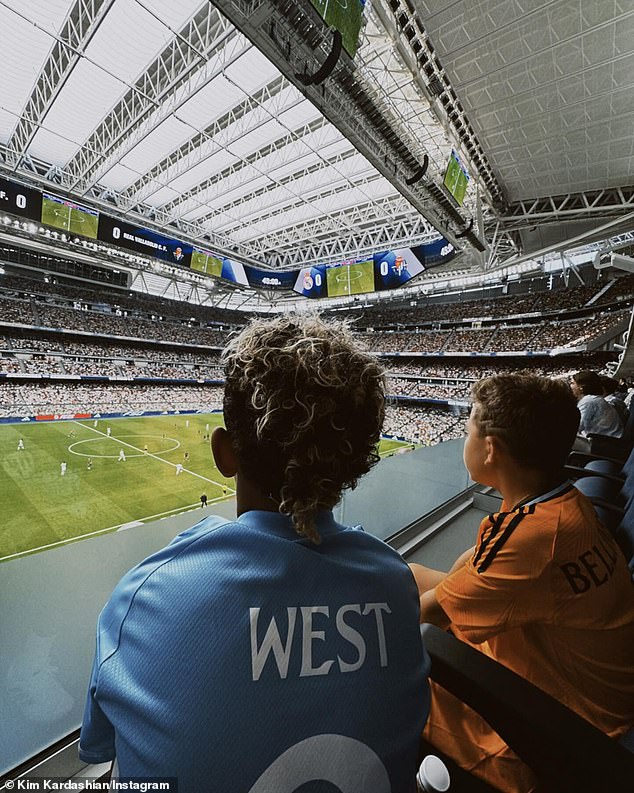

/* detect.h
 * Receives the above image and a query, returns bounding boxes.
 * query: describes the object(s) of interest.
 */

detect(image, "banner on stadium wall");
[36,412,92,421]
[0,408,223,425]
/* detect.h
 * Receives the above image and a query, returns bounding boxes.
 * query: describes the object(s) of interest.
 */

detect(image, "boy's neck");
[497,469,566,512]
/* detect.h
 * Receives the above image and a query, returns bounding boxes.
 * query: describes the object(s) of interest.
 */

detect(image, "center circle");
[68,435,181,459]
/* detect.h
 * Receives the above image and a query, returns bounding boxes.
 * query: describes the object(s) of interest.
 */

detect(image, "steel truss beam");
[204,147,367,226]
[245,193,436,260]
[4,0,115,169]
[266,218,438,268]
[217,170,401,239]
[161,116,329,220]
[208,0,485,253]
[120,74,293,208]
[499,187,634,232]
[0,152,255,259]
[62,4,241,194]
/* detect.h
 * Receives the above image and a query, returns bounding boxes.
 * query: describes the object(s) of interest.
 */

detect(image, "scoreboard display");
[97,215,192,265]
[0,174,457,298]
[294,244,439,299]
[0,177,42,222]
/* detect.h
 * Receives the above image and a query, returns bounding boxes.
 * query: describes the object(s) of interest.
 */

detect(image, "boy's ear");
[211,427,238,477]
[484,434,504,466]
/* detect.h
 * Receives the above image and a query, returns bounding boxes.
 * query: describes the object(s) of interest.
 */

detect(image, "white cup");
[416,754,450,792]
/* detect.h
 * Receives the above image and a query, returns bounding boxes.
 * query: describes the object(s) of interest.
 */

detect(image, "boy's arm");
[419,588,451,629]
[409,545,475,627]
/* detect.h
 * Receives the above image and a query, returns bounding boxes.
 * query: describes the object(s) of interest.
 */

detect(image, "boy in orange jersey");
[410,374,634,792]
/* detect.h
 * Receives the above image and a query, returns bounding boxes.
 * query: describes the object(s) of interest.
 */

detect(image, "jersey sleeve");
[78,643,116,764]
[436,508,555,644]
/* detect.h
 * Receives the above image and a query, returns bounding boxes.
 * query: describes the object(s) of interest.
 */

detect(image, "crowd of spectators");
[0,271,255,327]
[362,331,452,353]
[36,305,228,346]
[387,378,470,401]
[355,309,626,354]
[0,295,33,324]
[1,335,62,352]
[0,355,22,373]
[0,382,224,417]
[333,274,634,329]
[382,359,599,381]
[383,405,465,444]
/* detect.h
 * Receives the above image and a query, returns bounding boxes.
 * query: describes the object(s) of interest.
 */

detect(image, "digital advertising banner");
[190,246,250,287]
[0,176,42,222]
[97,215,192,265]
[0,174,458,299]
[243,264,298,291]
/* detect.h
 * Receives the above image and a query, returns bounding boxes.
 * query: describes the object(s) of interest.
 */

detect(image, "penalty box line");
[0,495,230,563]
[73,421,235,492]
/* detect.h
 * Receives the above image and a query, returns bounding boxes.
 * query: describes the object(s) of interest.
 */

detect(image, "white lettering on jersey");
[336,604,366,673]
[250,602,391,681]
[300,606,334,677]
[363,603,391,667]
[250,607,297,682]
[248,734,391,793]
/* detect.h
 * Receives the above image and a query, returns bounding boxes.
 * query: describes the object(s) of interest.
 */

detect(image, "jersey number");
[248,734,391,792]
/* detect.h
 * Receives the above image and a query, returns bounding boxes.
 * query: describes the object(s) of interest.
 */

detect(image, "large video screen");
[326,259,375,297]
[374,248,425,291]
[0,177,42,221]
[294,244,434,299]
[191,248,223,277]
[190,247,249,287]
[309,0,364,57]
[42,193,99,239]
[443,150,469,206]
[98,216,191,266]
[244,265,298,291]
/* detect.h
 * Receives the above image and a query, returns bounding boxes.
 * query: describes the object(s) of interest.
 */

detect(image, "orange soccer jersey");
[426,482,634,792]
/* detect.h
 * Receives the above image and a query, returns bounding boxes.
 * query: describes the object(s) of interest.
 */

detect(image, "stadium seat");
[420,623,634,793]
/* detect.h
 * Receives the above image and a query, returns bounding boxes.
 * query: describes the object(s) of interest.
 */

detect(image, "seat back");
[615,498,634,570]
[420,623,634,793]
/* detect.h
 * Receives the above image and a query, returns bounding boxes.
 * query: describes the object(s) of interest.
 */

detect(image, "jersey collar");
[236,509,348,540]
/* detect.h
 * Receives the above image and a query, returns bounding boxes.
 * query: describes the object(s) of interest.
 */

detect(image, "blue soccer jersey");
[80,510,430,792]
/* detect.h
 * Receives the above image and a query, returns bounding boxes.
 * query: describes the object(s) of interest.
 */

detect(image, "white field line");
[0,493,230,562]
[73,420,235,491]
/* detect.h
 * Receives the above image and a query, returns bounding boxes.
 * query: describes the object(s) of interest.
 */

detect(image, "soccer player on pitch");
[79,315,429,791]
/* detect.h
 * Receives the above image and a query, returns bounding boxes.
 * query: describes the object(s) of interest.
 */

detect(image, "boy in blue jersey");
[79,315,430,792]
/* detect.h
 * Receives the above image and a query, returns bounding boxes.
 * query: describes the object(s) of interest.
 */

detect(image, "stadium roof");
[1,0,634,299]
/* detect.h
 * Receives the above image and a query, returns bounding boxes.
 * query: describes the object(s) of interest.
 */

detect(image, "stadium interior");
[2,0,634,789]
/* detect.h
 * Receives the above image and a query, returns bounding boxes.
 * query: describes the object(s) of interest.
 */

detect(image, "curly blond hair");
[222,314,386,543]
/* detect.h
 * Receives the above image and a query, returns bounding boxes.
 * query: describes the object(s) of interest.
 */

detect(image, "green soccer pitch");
[326,261,375,297]
[41,197,71,232]
[1,414,411,561]
[69,206,99,239]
